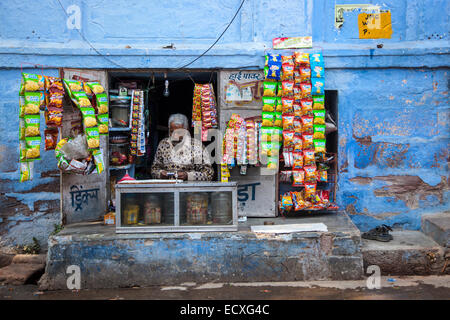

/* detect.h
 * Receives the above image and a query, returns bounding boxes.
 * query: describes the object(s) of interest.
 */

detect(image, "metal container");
[143,194,162,224]
[186,193,208,225]
[211,192,232,224]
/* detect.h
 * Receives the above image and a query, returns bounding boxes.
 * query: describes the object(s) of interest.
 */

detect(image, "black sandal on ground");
[362,224,393,242]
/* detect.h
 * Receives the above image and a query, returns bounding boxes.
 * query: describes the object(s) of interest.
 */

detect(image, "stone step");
[421,213,450,248]
[362,230,448,276]
[12,254,46,265]
[0,263,45,285]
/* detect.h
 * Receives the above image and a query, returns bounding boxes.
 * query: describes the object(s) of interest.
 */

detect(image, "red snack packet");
[304,165,317,183]
[292,170,304,186]
[293,116,303,133]
[300,99,313,115]
[44,128,58,151]
[293,133,303,152]
[292,152,303,170]
[300,82,312,98]
[303,149,316,166]
[302,133,314,150]
[301,115,314,133]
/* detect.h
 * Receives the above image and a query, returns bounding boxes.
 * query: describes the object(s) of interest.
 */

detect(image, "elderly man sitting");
[151,113,214,181]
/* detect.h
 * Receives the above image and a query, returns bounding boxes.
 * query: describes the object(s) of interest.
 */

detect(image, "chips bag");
[281,55,294,64]
[72,91,92,108]
[293,133,303,152]
[300,82,312,98]
[44,128,58,151]
[281,81,294,97]
[45,106,63,127]
[25,136,41,161]
[292,170,304,187]
[260,127,273,142]
[313,124,326,139]
[261,112,275,127]
[86,82,105,95]
[63,79,84,97]
[277,82,283,97]
[281,63,294,81]
[263,81,277,97]
[24,114,40,137]
[293,85,302,101]
[314,139,326,153]
[293,116,302,133]
[304,165,317,183]
[302,133,314,149]
[281,97,294,114]
[311,65,325,78]
[274,112,283,128]
[85,127,100,150]
[301,99,313,115]
[303,149,315,166]
[293,102,302,117]
[97,113,109,135]
[301,115,314,133]
[313,95,325,110]
[318,170,328,182]
[24,92,43,114]
[92,149,105,174]
[311,78,325,95]
[310,53,324,65]
[262,97,277,112]
[19,118,25,140]
[95,93,109,114]
[283,131,295,150]
[21,73,44,92]
[292,152,303,170]
[19,161,33,182]
[299,67,311,82]
[82,108,98,128]
[282,114,294,130]
[304,183,317,198]
[294,52,310,65]
[281,192,293,211]
[313,109,326,125]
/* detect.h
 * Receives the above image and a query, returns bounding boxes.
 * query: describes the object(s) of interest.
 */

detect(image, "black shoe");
[362,224,393,242]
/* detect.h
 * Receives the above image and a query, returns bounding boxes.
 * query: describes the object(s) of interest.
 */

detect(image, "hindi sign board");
[219,70,264,109]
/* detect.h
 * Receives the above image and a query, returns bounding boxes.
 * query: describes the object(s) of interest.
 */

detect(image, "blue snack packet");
[311,78,325,95]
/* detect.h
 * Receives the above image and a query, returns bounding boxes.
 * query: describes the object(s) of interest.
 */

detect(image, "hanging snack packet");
[294,70,302,86]
[281,63,294,81]
[19,162,33,182]
[281,193,293,211]
[19,141,27,162]
[281,97,294,113]
[95,93,109,114]
[25,136,41,161]
[260,127,273,142]
[302,133,314,149]
[281,55,294,64]
[267,54,282,64]
[282,114,294,130]
[314,139,327,153]
[19,118,25,140]
[281,81,294,97]
[292,170,305,187]
[299,67,311,82]
[92,149,105,174]
[45,76,64,95]
[291,191,306,211]
[82,113,98,129]
[293,133,303,152]
[263,81,277,97]
[21,73,44,92]
[313,124,326,139]
[63,79,83,97]
[313,109,326,125]
[261,112,275,127]
[293,85,302,101]
[86,82,105,95]
[275,97,283,112]
[45,107,63,127]
[283,131,295,150]
[311,78,325,95]
[304,165,317,183]
[85,127,100,150]
[310,53,324,65]
[24,114,40,137]
[313,95,325,110]
[24,92,43,114]
[300,82,312,98]
[44,128,58,151]
[301,115,314,133]
[267,156,279,170]
[272,127,283,142]
[47,94,64,109]
[304,183,317,199]
[97,114,109,135]
[274,113,283,128]
[303,149,315,166]
[311,65,325,78]
[267,64,282,81]
[292,151,303,170]
[294,52,310,65]
[72,91,92,108]
[293,102,302,117]
[293,116,302,133]
[276,82,283,97]
[300,99,313,115]
[318,170,328,182]
[262,96,277,112]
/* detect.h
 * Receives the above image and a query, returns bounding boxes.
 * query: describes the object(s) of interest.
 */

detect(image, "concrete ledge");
[362,231,448,276]
[421,213,450,248]
[39,212,364,290]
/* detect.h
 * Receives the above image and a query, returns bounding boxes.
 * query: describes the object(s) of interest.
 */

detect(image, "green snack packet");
[92,149,105,174]
[85,127,100,150]
[85,82,105,95]
[277,82,283,97]
[261,112,275,127]
[25,136,41,161]
[263,81,277,97]
[313,95,325,110]
[271,127,283,142]
[314,139,326,153]
[63,79,84,97]
[19,162,34,182]
[274,112,283,128]
[262,96,277,112]
[24,114,40,137]
[24,92,44,114]
[95,93,108,114]
[19,94,25,118]
[97,113,109,135]
[21,73,44,93]
[313,109,326,125]
[72,91,92,108]
[19,118,25,140]
[313,124,326,139]
[19,140,27,162]
[82,109,98,128]
[260,127,274,142]
[275,96,282,112]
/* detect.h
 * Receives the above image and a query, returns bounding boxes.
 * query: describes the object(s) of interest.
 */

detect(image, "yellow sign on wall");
[358,11,393,39]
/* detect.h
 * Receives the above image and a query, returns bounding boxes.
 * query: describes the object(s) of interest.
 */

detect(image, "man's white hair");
[168,113,189,130]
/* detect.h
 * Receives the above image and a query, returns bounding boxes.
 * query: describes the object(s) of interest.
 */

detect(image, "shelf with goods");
[263,51,339,215]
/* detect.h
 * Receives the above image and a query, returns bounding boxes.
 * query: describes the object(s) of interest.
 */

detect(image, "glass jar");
[211,192,232,224]
[186,193,208,225]
[143,194,162,225]
[123,204,139,225]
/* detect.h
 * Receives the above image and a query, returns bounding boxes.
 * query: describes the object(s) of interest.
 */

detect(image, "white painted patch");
[161,286,187,291]
[180,282,197,287]
[251,223,328,234]
[194,283,225,290]
[66,5,81,30]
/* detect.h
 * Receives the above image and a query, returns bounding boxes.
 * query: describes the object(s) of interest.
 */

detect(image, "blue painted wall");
[0,0,448,249]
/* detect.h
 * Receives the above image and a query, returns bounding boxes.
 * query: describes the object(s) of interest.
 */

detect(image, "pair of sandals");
[362,224,393,242]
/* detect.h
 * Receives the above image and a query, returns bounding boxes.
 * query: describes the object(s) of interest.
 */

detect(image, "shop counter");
[115,181,238,233]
